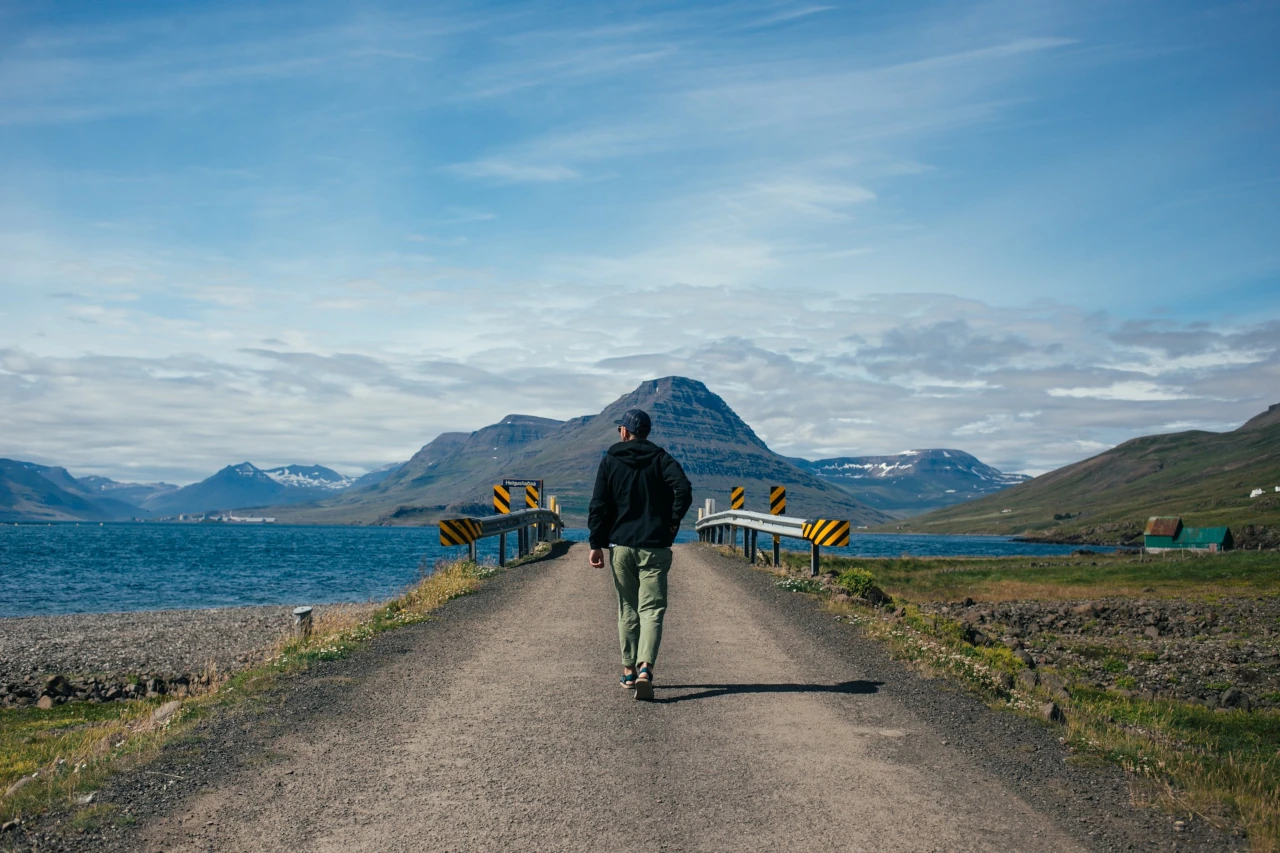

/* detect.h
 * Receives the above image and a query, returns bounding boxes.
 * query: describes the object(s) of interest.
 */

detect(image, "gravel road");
[36,543,1238,852]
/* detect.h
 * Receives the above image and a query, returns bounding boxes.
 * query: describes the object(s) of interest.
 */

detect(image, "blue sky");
[1,0,1277,484]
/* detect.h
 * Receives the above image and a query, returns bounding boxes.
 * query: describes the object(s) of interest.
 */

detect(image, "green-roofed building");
[1143,516,1233,552]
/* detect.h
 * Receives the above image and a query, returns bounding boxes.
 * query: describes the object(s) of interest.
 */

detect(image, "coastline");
[0,604,370,707]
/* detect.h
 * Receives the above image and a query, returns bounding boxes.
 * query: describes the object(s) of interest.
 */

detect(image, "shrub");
[836,568,877,598]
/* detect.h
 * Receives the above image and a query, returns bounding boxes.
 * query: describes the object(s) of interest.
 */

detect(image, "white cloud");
[445,159,581,183]
[1046,381,1192,401]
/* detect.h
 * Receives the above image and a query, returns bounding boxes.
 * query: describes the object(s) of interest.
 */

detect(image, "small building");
[1143,517,1233,553]
[1251,488,1265,498]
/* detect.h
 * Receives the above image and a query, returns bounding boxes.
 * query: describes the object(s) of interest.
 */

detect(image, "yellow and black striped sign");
[494,484,510,514]
[525,484,540,509]
[730,486,745,510]
[769,486,786,515]
[802,519,850,547]
[439,517,483,546]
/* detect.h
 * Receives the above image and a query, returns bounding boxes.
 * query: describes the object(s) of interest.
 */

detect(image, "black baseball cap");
[614,408,651,436]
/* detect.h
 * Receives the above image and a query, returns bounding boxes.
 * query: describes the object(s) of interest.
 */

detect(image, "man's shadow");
[654,680,883,704]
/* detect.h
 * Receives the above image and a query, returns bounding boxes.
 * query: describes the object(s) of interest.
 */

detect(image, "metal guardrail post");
[773,535,780,567]
[469,540,478,562]
[810,542,820,577]
[498,533,506,567]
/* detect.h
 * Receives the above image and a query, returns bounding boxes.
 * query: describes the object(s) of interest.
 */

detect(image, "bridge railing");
[440,507,562,566]
[695,508,846,576]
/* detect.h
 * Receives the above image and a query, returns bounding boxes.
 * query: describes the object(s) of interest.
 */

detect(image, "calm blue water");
[0,523,1106,617]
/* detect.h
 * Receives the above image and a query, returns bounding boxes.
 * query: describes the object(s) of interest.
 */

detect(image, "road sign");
[802,519,850,547]
[440,517,482,546]
[525,484,540,509]
[730,486,745,510]
[769,486,786,515]
[494,484,510,514]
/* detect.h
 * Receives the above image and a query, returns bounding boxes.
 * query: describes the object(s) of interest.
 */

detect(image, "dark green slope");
[0,459,115,522]
[901,404,1280,544]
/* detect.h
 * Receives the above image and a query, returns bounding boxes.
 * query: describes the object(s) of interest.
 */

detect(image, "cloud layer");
[2,287,1275,484]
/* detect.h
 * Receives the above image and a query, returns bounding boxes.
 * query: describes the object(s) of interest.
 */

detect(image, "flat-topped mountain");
[904,402,1280,545]
[792,450,1029,517]
[276,377,888,526]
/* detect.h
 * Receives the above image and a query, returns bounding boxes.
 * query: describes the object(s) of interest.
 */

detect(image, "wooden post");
[498,532,507,567]
[810,542,820,577]
[292,606,313,640]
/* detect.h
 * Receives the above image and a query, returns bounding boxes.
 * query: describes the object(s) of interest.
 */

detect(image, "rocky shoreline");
[0,605,362,709]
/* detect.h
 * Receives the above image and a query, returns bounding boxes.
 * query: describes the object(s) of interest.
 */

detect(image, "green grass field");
[780,548,1280,602]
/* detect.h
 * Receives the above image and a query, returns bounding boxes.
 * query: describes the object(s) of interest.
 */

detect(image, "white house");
[1251,488,1265,498]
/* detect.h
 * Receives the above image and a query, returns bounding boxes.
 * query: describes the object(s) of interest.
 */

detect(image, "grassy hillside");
[897,404,1280,545]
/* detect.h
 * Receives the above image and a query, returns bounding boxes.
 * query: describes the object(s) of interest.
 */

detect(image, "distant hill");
[74,475,177,508]
[900,403,1280,545]
[2,462,159,521]
[0,459,120,522]
[273,377,889,527]
[142,463,355,516]
[791,450,1029,517]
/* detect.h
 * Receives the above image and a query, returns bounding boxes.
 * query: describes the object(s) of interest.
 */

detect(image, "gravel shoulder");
[1,604,370,705]
[12,543,1241,852]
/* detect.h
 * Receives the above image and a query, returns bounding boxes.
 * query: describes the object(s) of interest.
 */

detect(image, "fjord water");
[0,524,1104,617]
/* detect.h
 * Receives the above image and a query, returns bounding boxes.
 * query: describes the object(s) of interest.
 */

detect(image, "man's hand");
[589,548,605,568]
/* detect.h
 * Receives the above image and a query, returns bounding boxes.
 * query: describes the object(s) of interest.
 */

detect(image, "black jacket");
[587,439,693,549]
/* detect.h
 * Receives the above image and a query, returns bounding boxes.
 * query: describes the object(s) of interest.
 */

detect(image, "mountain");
[347,462,404,491]
[273,377,889,527]
[73,475,177,507]
[901,404,1280,545]
[142,463,354,516]
[17,462,155,520]
[791,450,1029,517]
[0,459,120,522]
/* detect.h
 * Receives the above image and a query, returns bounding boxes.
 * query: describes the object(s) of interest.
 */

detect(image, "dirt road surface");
[69,543,1234,852]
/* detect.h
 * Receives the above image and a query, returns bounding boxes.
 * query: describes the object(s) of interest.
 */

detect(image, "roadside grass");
[0,546,546,836]
[778,548,1280,601]
[752,547,1280,851]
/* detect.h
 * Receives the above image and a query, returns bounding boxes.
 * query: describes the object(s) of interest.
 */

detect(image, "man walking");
[588,408,693,701]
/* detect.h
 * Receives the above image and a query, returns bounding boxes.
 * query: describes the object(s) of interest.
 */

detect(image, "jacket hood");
[607,438,664,469]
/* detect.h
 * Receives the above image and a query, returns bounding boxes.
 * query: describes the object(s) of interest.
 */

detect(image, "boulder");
[1040,701,1066,724]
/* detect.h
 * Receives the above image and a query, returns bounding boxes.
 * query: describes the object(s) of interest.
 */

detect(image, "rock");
[1072,603,1098,617]
[44,674,74,697]
[76,792,95,805]
[36,695,54,710]
[1004,638,1024,651]
[864,585,892,607]
[1016,651,1036,668]
[1144,626,1161,639]
[1017,670,1039,690]
[1040,701,1066,724]
[996,671,1015,690]
[151,700,182,725]
[1221,688,1251,711]
[5,775,36,798]
[1,818,21,832]
[832,593,851,603]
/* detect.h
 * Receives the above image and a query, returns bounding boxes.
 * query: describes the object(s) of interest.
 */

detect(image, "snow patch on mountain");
[263,465,353,491]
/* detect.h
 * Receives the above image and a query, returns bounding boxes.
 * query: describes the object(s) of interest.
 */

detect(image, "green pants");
[610,545,673,667]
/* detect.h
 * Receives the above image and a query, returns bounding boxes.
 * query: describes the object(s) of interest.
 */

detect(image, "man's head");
[614,408,651,441]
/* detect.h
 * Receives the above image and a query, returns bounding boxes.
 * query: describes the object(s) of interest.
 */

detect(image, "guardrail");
[695,508,849,577]
[440,507,563,566]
